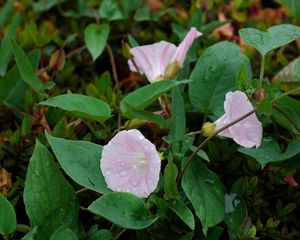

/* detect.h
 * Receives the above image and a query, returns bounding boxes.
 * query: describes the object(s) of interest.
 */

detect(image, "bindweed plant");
[1,1,300,239]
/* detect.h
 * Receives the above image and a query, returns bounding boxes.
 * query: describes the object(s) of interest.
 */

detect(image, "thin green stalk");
[271,87,300,104]
[114,229,127,240]
[258,56,265,90]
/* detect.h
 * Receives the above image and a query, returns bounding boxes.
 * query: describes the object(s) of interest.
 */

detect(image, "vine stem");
[176,108,256,186]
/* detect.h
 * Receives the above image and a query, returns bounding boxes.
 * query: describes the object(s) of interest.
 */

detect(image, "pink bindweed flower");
[100,129,161,198]
[128,27,202,82]
[215,91,263,148]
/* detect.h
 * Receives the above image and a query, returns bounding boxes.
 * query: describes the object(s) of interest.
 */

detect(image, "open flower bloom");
[100,129,161,198]
[128,27,202,82]
[215,91,262,148]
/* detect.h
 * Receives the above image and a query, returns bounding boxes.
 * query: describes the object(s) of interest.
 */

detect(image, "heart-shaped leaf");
[239,24,300,56]
[84,23,110,61]
[46,132,110,194]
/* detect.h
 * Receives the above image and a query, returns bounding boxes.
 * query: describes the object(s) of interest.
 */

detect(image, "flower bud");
[122,42,132,59]
[50,48,66,71]
[125,118,148,129]
[201,122,216,137]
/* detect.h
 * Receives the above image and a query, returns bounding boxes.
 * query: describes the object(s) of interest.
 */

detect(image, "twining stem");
[258,56,265,90]
[270,87,300,104]
[176,109,256,185]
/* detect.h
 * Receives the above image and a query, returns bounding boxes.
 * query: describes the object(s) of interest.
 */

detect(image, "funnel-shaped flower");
[128,27,202,82]
[215,91,262,148]
[100,129,161,198]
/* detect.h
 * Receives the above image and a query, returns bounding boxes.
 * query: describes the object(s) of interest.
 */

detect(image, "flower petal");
[171,27,203,65]
[215,114,233,138]
[100,129,161,198]
[226,91,262,148]
[217,91,262,148]
[130,41,176,82]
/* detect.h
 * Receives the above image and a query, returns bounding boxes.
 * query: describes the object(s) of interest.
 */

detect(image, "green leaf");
[272,57,300,85]
[257,95,272,115]
[277,0,300,20]
[88,192,159,229]
[46,133,110,194]
[0,0,14,28]
[272,96,300,134]
[40,94,111,122]
[182,159,225,235]
[0,13,21,76]
[189,41,251,116]
[239,24,300,56]
[163,162,179,200]
[21,226,38,240]
[0,195,17,234]
[10,39,45,94]
[238,138,300,167]
[23,140,79,238]
[0,49,40,109]
[99,0,123,20]
[89,227,113,240]
[33,0,67,12]
[122,103,169,128]
[170,200,195,230]
[170,86,186,141]
[224,193,248,238]
[236,63,249,90]
[279,203,296,217]
[50,225,78,240]
[84,24,110,61]
[121,80,182,117]
[179,232,194,240]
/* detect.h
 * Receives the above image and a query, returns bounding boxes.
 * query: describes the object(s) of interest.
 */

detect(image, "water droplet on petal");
[119,170,128,177]
[243,121,251,128]
[104,168,114,176]
[130,178,140,187]
[247,132,257,140]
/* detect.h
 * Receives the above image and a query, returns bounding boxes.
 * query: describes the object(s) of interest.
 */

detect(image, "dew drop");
[209,66,218,73]
[243,121,251,128]
[119,170,128,177]
[247,132,257,140]
[130,178,140,187]
[104,168,114,176]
